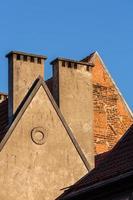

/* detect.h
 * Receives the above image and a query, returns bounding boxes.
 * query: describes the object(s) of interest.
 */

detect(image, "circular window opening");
[31,127,47,145]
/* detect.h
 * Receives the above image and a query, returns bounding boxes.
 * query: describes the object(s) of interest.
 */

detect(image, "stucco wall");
[0,86,87,200]
[52,61,94,169]
[8,53,44,118]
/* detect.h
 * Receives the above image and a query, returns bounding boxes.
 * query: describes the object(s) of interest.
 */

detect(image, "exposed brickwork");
[1,51,132,159]
[83,52,133,154]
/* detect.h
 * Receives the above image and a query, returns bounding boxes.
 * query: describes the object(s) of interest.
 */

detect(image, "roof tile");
[64,124,133,193]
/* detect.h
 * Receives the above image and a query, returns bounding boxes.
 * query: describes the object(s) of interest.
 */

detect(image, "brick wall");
[82,52,133,154]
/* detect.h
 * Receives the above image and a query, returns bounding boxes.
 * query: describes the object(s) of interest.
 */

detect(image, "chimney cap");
[50,57,94,67]
[6,51,47,60]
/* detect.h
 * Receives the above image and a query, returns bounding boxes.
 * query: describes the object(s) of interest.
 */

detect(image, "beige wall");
[52,61,94,169]
[0,86,87,200]
[8,53,44,119]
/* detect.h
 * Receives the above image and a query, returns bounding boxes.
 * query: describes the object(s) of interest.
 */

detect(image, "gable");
[82,52,133,154]
[0,78,88,200]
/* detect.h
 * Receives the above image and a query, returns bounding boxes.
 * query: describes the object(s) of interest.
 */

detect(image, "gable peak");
[81,51,102,63]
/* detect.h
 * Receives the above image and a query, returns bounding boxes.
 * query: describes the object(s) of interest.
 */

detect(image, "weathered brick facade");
[82,52,133,154]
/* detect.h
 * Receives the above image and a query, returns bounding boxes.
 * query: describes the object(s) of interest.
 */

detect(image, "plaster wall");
[0,86,87,200]
[52,61,94,168]
[8,53,44,118]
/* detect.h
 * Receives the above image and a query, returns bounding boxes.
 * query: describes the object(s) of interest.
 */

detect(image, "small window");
[37,58,42,64]
[23,55,27,61]
[74,63,77,69]
[62,61,65,67]
[86,66,90,71]
[16,54,21,60]
[68,62,71,68]
[30,57,34,62]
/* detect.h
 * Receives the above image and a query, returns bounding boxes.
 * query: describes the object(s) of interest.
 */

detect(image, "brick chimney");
[6,51,47,121]
[50,58,95,169]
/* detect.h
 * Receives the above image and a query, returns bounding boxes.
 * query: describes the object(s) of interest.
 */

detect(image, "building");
[58,124,133,200]
[0,50,132,200]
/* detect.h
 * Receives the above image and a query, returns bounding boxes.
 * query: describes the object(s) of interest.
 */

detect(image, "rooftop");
[6,51,47,60]
[60,124,133,199]
[50,57,94,67]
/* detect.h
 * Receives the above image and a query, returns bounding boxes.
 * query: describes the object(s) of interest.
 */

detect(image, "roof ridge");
[80,51,97,63]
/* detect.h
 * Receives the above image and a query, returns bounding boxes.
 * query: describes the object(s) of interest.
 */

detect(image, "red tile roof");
[0,99,8,140]
[62,124,133,195]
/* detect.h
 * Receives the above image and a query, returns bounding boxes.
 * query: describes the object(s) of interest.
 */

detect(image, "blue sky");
[0,0,133,109]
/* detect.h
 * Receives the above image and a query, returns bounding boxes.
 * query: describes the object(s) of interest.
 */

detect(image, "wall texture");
[7,52,45,120]
[0,85,87,200]
[0,51,133,200]
[82,52,133,154]
[52,60,94,168]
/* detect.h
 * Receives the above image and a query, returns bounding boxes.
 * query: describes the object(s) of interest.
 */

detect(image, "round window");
[31,127,47,145]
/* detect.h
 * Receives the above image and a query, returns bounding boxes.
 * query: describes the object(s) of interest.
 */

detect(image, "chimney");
[50,58,95,169]
[6,51,47,121]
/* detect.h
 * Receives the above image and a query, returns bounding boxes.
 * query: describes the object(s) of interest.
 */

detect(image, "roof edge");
[80,51,97,63]
[60,170,133,200]
[6,51,47,60]
[50,57,94,67]
[95,51,133,118]
[81,51,133,118]
[0,92,8,96]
